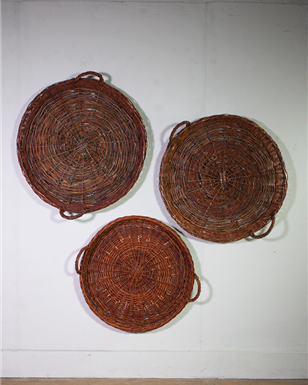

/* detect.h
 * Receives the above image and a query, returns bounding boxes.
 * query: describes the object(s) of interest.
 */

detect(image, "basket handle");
[169,121,191,142]
[75,246,89,274]
[188,273,201,302]
[74,71,104,84]
[250,215,276,239]
[60,208,86,220]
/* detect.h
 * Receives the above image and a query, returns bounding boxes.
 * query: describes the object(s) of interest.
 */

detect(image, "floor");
[1,379,307,385]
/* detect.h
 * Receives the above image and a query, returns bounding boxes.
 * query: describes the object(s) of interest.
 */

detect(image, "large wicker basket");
[159,114,288,243]
[17,71,147,220]
[75,216,201,333]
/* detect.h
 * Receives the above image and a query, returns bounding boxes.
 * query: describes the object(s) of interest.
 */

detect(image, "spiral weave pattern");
[159,115,288,243]
[76,216,201,333]
[17,72,147,219]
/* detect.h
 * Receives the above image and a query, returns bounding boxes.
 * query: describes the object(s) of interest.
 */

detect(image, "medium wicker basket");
[159,114,288,243]
[75,216,201,333]
[17,71,147,220]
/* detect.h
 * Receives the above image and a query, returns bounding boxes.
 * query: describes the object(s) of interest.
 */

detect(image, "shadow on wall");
[249,117,294,243]
[153,122,189,239]
[12,81,56,214]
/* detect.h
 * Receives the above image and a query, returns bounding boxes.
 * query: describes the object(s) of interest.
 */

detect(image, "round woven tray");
[17,71,147,220]
[159,114,288,243]
[75,216,201,333]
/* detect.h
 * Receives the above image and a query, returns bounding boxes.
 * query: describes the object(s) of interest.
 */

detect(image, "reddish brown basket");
[17,71,147,219]
[75,216,201,333]
[159,114,288,243]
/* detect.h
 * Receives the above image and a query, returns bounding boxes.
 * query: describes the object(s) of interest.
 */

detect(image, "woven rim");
[75,216,201,333]
[17,71,147,219]
[159,114,288,243]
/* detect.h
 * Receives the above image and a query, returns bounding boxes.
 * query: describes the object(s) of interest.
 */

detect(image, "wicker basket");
[159,114,288,243]
[75,216,201,333]
[17,71,147,220]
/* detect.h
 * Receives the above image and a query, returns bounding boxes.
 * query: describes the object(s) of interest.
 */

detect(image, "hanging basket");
[75,216,201,333]
[17,71,147,220]
[159,114,288,243]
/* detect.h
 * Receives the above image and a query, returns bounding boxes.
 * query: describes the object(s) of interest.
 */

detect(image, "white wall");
[1,0,307,379]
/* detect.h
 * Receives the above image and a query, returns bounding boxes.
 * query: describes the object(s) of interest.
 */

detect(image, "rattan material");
[159,114,288,243]
[75,216,201,333]
[17,71,147,220]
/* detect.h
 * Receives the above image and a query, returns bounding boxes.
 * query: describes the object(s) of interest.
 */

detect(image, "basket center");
[129,262,144,282]
[75,140,88,154]
[113,251,157,294]
[65,130,101,158]
[76,140,88,150]
[219,170,228,189]
[199,167,233,200]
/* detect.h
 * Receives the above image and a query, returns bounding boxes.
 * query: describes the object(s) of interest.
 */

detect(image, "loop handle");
[188,273,201,302]
[169,121,190,143]
[74,71,104,84]
[60,208,85,220]
[75,246,89,274]
[250,216,276,239]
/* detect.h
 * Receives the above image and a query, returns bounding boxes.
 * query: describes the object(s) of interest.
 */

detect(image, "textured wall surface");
[1,0,307,379]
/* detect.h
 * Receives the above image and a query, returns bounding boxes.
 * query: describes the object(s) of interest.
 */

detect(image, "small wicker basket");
[75,216,201,333]
[159,114,288,243]
[17,71,147,219]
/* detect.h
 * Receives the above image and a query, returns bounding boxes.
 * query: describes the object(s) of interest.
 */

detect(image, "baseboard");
[2,350,307,379]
